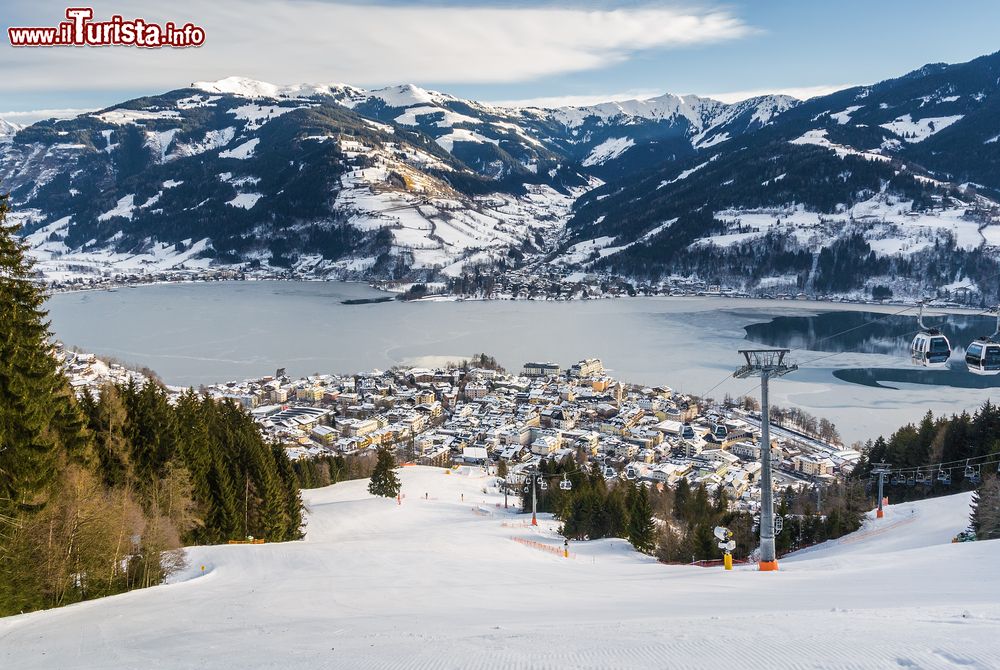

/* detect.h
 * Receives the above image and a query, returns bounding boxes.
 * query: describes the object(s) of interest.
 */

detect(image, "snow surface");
[830,105,863,124]
[394,105,479,128]
[327,139,589,273]
[192,76,361,102]
[144,129,178,164]
[695,193,988,254]
[0,467,995,669]
[0,118,21,143]
[219,138,260,160]
[171,128,236,159]
[227,104,300,131]
[434,128,499,153]
[581,137,635,166]
[93,108,180,125]
[657,158,714,189]
[225,193,262,209]
[96,194,136,222]
[879,114,964,143]
[790,129,890,162]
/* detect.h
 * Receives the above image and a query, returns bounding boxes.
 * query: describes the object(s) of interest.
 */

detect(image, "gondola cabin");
[911,330,951,368]
[965,338,1000,375]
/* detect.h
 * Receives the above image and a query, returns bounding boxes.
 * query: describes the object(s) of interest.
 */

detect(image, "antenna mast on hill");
[734,349,797,572]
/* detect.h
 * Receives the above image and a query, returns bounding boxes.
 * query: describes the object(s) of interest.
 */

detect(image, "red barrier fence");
[511,536,573,559]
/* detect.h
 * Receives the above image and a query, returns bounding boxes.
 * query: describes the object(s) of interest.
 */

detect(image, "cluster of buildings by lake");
[56,341,863,507]
[143,355,862,508]
[40,263,982,310]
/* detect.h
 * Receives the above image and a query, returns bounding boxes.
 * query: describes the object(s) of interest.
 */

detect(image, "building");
[311,424,338,445]
[296,386,324,402]
[341,418,378,438]
[465,382,489,400]
[570,358,604,378]
[793,455,835,476]
[462,446,488,464]
[522,362,561,378]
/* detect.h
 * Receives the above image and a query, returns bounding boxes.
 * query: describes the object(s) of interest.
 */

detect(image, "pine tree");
[368,448,401,498]
[970,475,1000,540]
[627,483,656,554]
[0,195,94,614]
[673,478,690,521]
[0,194,89,519]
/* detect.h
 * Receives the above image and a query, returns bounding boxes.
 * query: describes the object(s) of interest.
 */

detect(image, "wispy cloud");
[2,2,756,93]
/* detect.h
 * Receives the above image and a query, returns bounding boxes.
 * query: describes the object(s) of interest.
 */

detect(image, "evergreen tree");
[0,194,94,613]
[970,476,1000,540]
[0,192,89,521]
[368,448,401,498]
[627,483,656,554]
[673,478,690,521]
[0,194,305,614]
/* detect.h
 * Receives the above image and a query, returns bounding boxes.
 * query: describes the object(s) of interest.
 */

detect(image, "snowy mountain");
[0,466,996,668]
[0,119,20,143]
[1,51,999,293]
[562,51,1000,302]
[0,76,794,282]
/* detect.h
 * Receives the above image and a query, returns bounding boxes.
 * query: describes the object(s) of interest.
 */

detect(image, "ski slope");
[1,467,997,669]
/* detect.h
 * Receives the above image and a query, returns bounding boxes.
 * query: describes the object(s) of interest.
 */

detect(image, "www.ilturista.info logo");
[8,7,205,48]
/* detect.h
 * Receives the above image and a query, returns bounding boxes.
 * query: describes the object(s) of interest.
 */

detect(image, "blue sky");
[3,0,999,121]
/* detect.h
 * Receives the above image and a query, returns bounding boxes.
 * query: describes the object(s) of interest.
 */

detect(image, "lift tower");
[734,349,797,571]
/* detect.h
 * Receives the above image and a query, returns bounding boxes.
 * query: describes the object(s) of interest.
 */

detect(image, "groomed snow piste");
[1,467,997,669]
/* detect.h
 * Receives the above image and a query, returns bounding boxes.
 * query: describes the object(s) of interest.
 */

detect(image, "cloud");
[0,108,91,125]
[2,2,755,93]
[698,84,852,103]
[488,89,667,109]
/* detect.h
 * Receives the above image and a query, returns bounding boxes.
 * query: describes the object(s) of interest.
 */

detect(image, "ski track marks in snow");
[1,468,998,670]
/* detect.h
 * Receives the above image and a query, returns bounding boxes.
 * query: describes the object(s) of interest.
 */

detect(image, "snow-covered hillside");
[1,467,995,669]
[4,50,999,289]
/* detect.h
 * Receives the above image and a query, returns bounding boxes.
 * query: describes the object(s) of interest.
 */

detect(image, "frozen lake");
[46,281,999,444]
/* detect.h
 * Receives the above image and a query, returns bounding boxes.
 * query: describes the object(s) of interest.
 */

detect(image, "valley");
[3,51,1000,304]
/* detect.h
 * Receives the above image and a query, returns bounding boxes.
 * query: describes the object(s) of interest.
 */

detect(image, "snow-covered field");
[1,466,996,669]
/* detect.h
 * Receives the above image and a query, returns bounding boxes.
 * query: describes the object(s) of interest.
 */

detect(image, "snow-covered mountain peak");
[0,118,22,143]
[366,83,458,108]
[546,91,800,134]
[191,76,360,100]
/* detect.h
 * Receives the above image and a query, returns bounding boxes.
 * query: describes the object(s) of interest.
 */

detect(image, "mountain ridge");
[2,51,999,301]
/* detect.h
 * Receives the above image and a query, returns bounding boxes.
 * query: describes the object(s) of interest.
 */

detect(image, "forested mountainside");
[0,203,302,615]
[2,51,999,298]
[560,51,1000,302]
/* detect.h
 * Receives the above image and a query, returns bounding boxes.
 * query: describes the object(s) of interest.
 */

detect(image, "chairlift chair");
[559,474,572,491]
[965,310,1000,375]
[906,473,916,487]
[891,473,904,486]
[910,302,952,368]
[937,468,952,486]
[539,480,548,491]
[965,460,982,484]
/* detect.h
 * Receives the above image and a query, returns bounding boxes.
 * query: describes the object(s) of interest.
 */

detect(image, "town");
[56,345,861,513]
